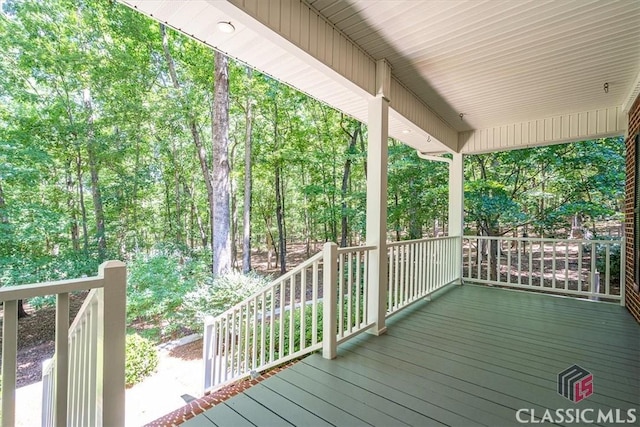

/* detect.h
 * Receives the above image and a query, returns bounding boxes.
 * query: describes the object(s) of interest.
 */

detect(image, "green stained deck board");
[435,286,639,338]
[180,415,217,427]
[339,342,549,417]
[260,376,370,426]
[384,319,638,395]
[203,403,255,427]
[409,300,639,353]
[344,332,636,413]
[223,393,294,426]
[243,383,334,427]
[417,292,639,354]
[188,285,639,427]
[394,310,639,374]
[288,362,443,426]
[303,352,513,426]
[303,356,482,426]
[275,367,412,426]
[373,325,638,400]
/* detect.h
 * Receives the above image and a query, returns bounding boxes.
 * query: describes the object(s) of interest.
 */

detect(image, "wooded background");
[0,0,625,287]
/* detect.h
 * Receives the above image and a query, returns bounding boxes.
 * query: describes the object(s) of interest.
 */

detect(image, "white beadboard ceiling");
[309,0,640,130]
[121,0,640,154]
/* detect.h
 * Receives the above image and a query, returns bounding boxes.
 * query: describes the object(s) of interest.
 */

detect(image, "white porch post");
[366,60,390,335]
[448,152,464,283]
[100,260,126,427]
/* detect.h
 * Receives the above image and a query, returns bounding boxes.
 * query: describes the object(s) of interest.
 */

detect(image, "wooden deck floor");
[184,284,640,427]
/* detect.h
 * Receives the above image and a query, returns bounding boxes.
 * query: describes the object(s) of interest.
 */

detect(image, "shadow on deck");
[183,284,640,427]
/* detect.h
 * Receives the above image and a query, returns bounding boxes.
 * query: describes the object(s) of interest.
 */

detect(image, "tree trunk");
[212,51,232,276]
[242,68,253,273]
[17,300,29,319]
[171,140,183,245]
[0,180,6,224]
[302,166,311,257]
[83,88,107,260]
[75,148,89,255]
[160,23,217,269]
[183,183,208,248]
[340,122,359,247]
[275,163,287,274]
[65,162,80,251]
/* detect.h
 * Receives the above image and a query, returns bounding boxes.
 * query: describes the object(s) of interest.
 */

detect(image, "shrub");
[178,271,270,332]
[268,303,324,359]
[595,239,622,284]
[126,250,210,335]
[125,334,159,387]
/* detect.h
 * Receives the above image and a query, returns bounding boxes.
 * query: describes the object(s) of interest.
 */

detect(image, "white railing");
[203,243,375,392]
[335,245,374,343]
[42,288,104,426]
[462,236,625,304]
[387,236,461,316]
[0,261,126,427]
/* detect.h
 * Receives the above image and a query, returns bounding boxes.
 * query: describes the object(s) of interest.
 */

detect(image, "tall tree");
[242,68,253,273]
[212,51,231,276]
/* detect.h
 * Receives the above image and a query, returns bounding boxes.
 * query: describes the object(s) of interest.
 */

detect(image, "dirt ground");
[0,293,87,387]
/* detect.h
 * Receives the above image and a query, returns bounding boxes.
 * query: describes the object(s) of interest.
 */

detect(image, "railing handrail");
[205,244,376,326]
[462,236,625,305]
[205,250,324,326]
[203,243,378,392]
[466,235,623,245]
[67,287,100,334]
[337,244,376,254]
[0,276,104,302]
[387,235,459,248]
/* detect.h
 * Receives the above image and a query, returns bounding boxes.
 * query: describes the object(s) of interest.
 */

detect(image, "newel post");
[100,260,126,426]
[322,242,338,359]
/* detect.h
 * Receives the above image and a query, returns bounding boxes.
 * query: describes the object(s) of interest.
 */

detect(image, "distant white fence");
[386,236,461,316]
[0,261,126,427]
[203,243,375,392]
[462,236,625,304]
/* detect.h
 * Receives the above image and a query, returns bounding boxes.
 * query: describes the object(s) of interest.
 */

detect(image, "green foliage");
[0,253,101,288]
[595,239,622,283]
[179,271,270,332]
[464,180,525,235]
[465,138,624,235]
[125,333,159,387]
[268,303,323,360]
[126,248,210,334]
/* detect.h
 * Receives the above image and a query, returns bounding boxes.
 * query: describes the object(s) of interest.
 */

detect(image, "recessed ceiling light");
[217,21,235,33]
[402,129,412,134]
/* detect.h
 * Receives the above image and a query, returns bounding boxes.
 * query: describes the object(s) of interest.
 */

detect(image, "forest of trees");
[0,0,625,298]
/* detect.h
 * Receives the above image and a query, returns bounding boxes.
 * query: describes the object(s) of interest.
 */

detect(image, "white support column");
[100,260,126,427]
[448,152,464,283]
[366,95,389,335]
[322,242,338,359]
[448,152,464,236]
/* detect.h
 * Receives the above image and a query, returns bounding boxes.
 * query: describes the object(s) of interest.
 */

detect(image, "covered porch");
[185,284,639,426]
[1,0,639,425]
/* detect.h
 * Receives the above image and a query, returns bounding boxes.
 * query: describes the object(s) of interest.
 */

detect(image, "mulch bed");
[0,292,87,387]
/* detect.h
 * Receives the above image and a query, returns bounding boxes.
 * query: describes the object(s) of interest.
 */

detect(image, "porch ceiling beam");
[458,106,627,154]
